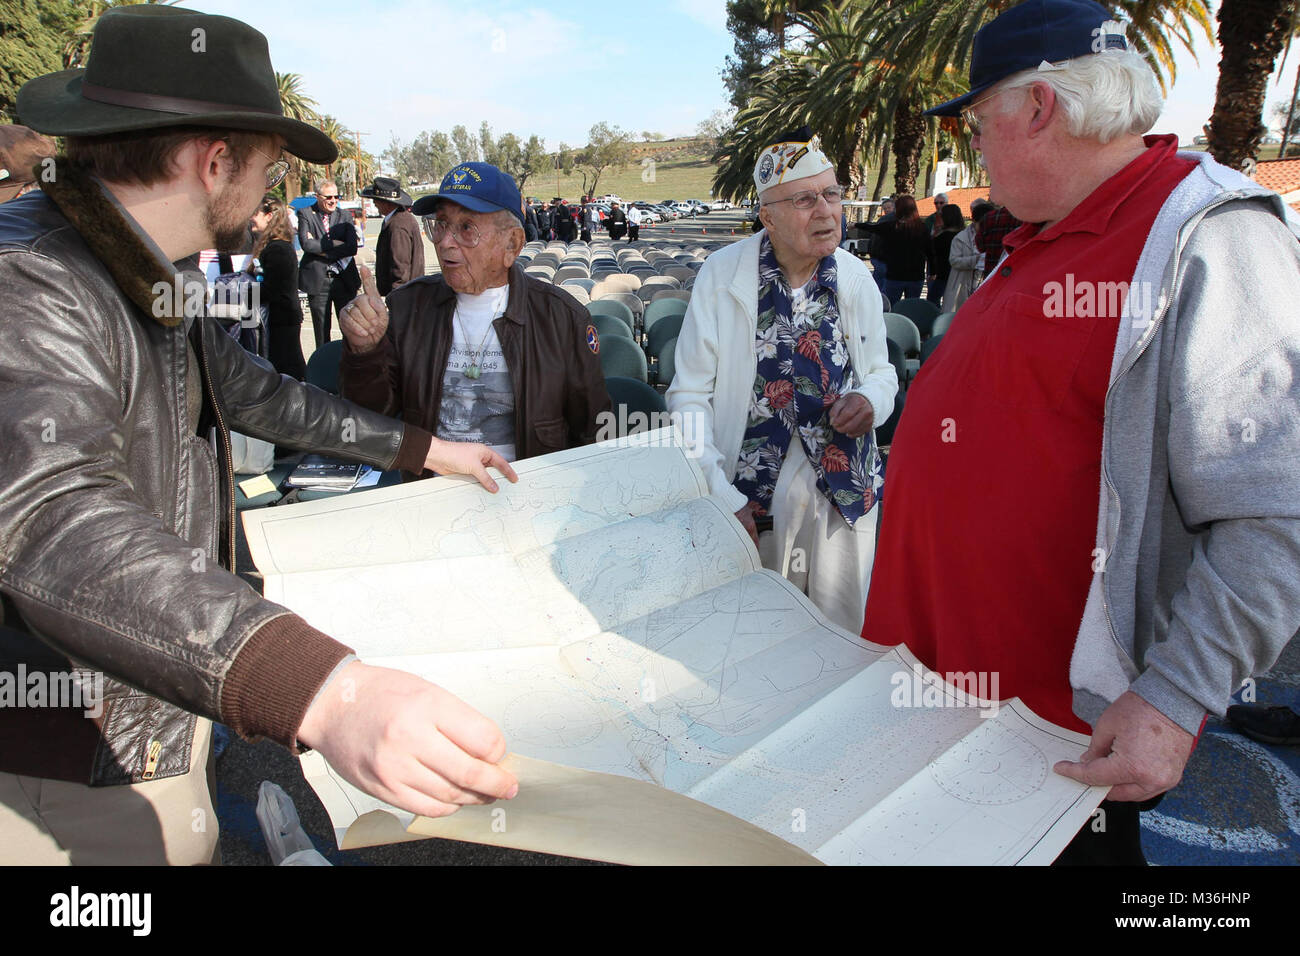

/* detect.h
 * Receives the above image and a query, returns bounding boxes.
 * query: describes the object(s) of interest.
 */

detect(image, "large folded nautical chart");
[243,430,1107,865]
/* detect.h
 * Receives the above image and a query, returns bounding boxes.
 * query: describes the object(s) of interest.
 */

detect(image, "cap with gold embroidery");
[753,128,833,196]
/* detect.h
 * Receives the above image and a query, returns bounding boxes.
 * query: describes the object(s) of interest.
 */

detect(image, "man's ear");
[758,203,772,232]
[192,137,230,195]
[503,227,525,267]
[1026,81,1058,138]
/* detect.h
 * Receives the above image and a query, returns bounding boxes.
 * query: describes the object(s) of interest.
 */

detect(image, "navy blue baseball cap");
[926,0,1129,117]
[412,161,524,226]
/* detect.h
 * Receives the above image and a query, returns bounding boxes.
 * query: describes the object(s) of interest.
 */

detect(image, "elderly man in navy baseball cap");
[866,0,1300,865]
[339,161,610,467]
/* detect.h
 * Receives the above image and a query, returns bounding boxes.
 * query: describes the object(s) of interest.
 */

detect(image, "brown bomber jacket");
[339,261,612,472]
[0,164,433,786]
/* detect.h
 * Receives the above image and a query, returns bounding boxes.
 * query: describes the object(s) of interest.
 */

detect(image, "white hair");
[995,50,1162,144]
[492,208,521,231]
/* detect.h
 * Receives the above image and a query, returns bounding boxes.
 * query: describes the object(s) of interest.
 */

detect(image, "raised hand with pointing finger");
[339,263,388,355]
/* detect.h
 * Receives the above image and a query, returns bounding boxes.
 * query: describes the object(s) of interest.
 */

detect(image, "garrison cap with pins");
[753,125,835,196]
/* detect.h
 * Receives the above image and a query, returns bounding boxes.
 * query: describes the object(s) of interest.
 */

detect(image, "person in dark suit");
[605,201,627,240]
[360,176,423,296]
[552,197,573,242]
[524,201,539,242]
[297,178,358,347]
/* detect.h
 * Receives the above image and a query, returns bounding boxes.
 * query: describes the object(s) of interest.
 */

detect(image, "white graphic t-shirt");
[439,284,516,462]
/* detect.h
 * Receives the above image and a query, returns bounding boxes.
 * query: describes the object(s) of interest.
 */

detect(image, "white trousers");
[757,440,878,633]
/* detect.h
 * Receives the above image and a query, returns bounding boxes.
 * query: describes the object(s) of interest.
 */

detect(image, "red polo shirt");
[864,135,1195,733]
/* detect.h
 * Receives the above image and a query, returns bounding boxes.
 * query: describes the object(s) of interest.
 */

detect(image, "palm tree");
[275,72,318,201]
[864,0,1211,93]
[712,4,973,199]
[1208,0,1298,170]
[858,0,1213,190]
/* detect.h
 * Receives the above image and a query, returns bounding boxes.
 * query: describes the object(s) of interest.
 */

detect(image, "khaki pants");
[758,440,879,634]
[0,718,220,865]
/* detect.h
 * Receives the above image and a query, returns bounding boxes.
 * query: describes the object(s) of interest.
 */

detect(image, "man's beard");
[206,184,255,254]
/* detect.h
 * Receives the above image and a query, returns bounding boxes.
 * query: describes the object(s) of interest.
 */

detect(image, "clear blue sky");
[186,0,1300,156]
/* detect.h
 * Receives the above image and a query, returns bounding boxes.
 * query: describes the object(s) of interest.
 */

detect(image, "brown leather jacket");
[340,262,611,472]
[373,208,424,296]
[0,163,432,786]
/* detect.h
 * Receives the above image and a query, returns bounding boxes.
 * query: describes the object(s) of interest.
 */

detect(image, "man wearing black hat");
[0,6,518,865]
[360,176,424,295]
[865,0,1300,864]
[339,162,610,468]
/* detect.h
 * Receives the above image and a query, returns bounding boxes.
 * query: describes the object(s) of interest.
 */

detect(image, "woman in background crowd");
[862,194,929,303]
[942,199,992,313]
[928,203,966,307]
[249,194,307,381]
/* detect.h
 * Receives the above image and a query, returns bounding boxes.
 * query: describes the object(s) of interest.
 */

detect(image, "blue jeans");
[884,278,923,303]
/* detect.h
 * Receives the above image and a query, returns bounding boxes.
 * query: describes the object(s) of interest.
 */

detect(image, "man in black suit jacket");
[551,197,573,242]
[360,177,424,296]
[298,179,359,347]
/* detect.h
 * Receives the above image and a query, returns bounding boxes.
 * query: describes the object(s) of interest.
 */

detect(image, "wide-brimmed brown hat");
[359,176,413,206]
[16,6,336,164]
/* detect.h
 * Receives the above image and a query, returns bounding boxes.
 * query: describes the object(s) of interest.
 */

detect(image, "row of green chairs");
[591,297,688,386]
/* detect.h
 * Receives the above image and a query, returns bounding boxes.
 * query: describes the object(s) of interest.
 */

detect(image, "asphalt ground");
[222,209,1299,867]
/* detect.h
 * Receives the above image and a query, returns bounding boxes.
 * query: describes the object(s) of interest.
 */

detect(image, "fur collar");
[40,159,187,327]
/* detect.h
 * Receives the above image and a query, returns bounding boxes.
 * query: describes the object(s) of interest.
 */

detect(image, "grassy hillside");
[411,139,725,205]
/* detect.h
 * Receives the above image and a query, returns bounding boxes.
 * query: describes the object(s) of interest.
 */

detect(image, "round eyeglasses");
[248,143,289,190]
[762,185,846,210]
[422,217,496,247]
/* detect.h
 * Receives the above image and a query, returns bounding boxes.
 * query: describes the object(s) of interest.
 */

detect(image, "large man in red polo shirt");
[865,0,1300,863]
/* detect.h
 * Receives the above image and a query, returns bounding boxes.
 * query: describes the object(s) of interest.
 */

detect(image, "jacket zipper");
[141,739,162,780]
[193,325,237,568]
[1095,194,1236,658]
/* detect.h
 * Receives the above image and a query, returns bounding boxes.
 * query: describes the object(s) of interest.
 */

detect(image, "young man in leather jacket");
[0,6,518,864]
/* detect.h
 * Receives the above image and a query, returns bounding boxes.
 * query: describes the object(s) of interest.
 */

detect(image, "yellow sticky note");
[238,474,278,498]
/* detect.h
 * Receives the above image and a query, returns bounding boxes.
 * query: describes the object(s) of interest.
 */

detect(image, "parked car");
[338,199,377,219]
[709,199,733,210]
[686,199,711,214]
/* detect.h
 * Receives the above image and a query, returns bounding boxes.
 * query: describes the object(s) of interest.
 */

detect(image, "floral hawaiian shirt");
[733,236,883,527]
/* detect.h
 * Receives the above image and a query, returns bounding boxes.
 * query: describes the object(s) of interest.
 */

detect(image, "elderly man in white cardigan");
[668,130,897,632]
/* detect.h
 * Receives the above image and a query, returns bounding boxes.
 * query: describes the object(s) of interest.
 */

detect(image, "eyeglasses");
[422,217,498,247]
[317,193,339,201]
[762,185,846,210]
[960,86,1014,136]
[248,144,289,190]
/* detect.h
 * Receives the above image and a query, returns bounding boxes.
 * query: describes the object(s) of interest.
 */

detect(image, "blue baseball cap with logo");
[926,0,1129,117]
[412,161,524,226]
